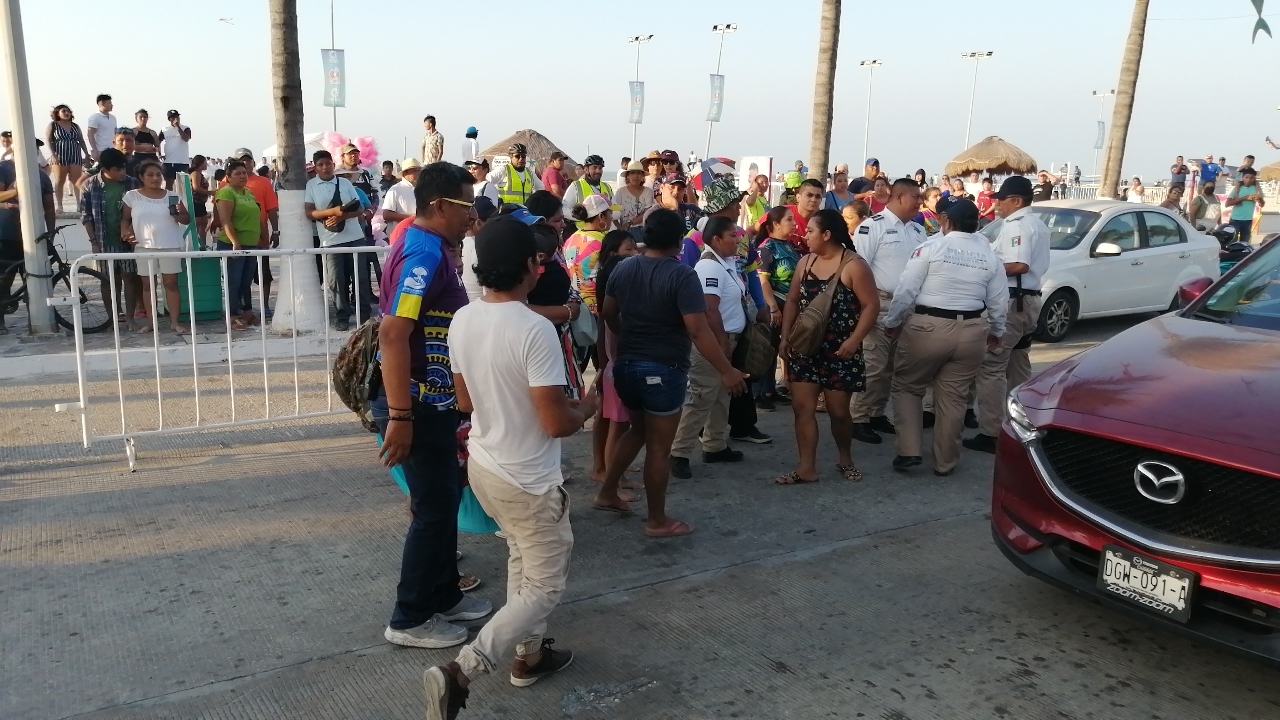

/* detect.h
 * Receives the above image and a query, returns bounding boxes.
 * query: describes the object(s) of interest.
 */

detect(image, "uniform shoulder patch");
[857,225,871,235]
[870,213,884,221]
[705,277,719,288]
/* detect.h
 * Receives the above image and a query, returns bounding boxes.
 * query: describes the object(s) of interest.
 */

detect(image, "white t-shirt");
[381,178,416,217]
[461,235,483,302]
[461,138,479,164]
[122,189,185,249]
[694,246,747,334]
[473,180,500,207]
[86,112,118,154]
[160,125,191,165]
[448,300,568,494]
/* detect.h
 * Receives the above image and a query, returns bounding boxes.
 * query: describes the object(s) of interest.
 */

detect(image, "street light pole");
[961,51,993,149]
[330,0,336,132]
[859,60,882,162]
[628,34,652,159]
[704,23,736,159]
[1092,90,1115,177]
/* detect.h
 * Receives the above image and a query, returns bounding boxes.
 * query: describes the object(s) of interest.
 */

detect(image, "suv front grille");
[1040,429,1280,552]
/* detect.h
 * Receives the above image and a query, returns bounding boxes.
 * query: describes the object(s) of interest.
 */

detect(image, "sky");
[4,0,1277,181]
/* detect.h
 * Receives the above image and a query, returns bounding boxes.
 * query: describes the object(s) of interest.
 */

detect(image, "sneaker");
[963,433,997,454]
[441,594,493,622]
[892,455,923,472]
[494,530,507,539]
[702,447,744,463]
[964,409,979,429]
[869,415,896,435]
[385,615,468,648]
[424,663,469,720]
[730,428,773,444]
[670,456,692,479]
[755,395,776,412]
[852,423,882,445]
[510,638,575,688]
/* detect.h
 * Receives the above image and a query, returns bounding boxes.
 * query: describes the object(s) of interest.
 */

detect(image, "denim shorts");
[613,360,688,416]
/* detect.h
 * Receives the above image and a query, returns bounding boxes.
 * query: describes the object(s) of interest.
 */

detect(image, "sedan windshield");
[1194,243,1280,331]
[979,208,1101,250]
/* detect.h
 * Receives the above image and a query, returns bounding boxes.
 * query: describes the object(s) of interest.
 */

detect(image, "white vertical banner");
[706,74,725,122]
[628,81,644,124]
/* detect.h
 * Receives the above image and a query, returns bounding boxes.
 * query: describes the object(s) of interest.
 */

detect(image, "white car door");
[1082,210,1151,314]
[1139,210,1193,309]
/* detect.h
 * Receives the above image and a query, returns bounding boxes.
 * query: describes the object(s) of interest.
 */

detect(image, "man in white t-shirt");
[668,215,747,478]
[425,215,596,714]
[380,158,421,225]
[85,93,118,161]
[159,109,192,190]
[466,159,500,207]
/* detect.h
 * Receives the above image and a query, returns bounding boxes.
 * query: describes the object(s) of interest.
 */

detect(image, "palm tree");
[1098,0,1148,199]
[807,0,841,181]
[268,0,324,333]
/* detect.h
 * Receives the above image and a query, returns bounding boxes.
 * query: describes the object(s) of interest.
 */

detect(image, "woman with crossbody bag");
[777,210,879,484]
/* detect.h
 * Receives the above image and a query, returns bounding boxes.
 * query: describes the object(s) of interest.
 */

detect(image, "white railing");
[50,245,387,470]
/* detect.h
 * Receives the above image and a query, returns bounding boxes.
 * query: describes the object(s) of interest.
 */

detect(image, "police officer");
[963,176,1050,453]
[562,154,614,218]
[486,143,543,205]
[850,177,927,444]
[883,198,1007,475]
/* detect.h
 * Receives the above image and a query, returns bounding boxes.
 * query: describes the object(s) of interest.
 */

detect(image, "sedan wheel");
[1036,291,1077,343]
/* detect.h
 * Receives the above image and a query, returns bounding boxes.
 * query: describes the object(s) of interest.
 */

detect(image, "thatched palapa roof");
[478,129,579,175]
[944,136,1038,177]
[1258,161,1280,183]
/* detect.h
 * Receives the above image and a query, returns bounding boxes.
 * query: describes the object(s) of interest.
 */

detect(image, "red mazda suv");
[992,236,1280,663]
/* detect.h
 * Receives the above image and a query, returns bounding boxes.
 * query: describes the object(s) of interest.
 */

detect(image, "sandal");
[836,464,863,482]
[815,395,827,413]
[592,499,633,515]
[458,574,482,592]
[775,471,819,485]
[645,519,694,538]
[230,318,249,331]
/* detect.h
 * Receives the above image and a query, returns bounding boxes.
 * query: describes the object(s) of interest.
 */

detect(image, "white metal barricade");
[50,245,389,470]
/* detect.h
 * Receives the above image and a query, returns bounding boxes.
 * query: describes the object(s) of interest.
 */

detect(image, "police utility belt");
[915,305,985,321]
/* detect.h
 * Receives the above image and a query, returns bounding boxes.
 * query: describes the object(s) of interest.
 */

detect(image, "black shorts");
[193,202,207,218]
[163,163,185,181]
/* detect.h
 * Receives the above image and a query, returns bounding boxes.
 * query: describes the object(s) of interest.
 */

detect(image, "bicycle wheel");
[52,266,112,333]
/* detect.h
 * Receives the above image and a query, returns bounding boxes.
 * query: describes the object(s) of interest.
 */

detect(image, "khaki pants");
[850,290,895,424]
[892,314,988,473]
[671,334,738,458]
[975,295,1041,436]
[456,462,574,679]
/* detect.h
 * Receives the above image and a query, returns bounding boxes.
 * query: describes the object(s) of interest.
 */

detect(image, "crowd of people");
[356,141,1054,718]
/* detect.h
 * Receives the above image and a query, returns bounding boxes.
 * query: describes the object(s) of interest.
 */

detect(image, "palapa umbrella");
[478,129,579,176]
[1258,161,1280,183]
[690,157,736,191]
[944,136,1038,177]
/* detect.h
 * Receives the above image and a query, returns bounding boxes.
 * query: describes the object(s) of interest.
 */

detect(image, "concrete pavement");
[3,314,1279,719]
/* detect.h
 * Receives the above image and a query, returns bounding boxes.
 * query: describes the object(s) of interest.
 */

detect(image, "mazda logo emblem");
[1134,461,1186,505]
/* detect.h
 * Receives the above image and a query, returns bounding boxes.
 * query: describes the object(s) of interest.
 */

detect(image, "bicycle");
[0,224,111,333]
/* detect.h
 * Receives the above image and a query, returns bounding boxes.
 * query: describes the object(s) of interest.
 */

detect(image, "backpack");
[787,251,852,357]
[332,317,382,433]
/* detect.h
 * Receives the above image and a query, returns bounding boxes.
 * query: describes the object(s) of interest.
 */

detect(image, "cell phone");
[168,194,179,215]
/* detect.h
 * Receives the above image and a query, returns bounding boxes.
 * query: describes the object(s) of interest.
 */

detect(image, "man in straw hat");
[381,158,422,226]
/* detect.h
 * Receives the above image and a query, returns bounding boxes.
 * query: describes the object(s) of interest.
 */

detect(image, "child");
[977,177,997,227]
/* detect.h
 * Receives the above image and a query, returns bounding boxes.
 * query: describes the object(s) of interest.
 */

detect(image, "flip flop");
[645,519,694,538]
[775,471,819,485]
[836,464,863,482]
[592,499,633,515]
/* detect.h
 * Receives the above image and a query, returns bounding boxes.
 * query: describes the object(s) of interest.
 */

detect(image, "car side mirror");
[1177,277,1214,307]
[1093,242,1123,258]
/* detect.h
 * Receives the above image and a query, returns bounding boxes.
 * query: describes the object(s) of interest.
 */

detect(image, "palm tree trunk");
[269,0,324,333]
[1099,0,1149,199]
[807,0,841,182]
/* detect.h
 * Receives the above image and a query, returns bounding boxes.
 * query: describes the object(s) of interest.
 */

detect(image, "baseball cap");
[473,195,497,221]
[992,176,1033,201]
[399,158,422,172]
[464,158,489,169]
[936,196,979,225]
[233,147,254,159]
[659,172,687,187]
[549,151,568,161]
[339,143,359,155]
[465,126,477,135]
[475,215,538,276]
[864,157,880,167]
[583,154,605,167]
[167,109,180,119]
[660,149,680,163]
[577,194,611,219]
[505,208,544,225]
[703,176,747,214]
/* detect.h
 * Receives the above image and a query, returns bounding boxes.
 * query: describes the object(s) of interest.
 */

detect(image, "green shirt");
[1229,185,1260,222]
[102,181,126,252]
[215,185,262,246]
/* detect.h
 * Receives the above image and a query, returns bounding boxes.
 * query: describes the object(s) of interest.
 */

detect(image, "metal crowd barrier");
[50,245,388,470]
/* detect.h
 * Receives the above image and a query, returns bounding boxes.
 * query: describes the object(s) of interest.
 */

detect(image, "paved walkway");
[4,317,1279,719]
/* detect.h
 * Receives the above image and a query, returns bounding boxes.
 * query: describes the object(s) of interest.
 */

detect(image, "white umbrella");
[262,132,328,159]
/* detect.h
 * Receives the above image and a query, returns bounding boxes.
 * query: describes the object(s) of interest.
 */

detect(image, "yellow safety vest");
[574,178,612,203]
[500,164,536,204]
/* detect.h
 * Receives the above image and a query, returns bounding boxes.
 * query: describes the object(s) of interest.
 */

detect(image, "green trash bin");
[177,256,226,323]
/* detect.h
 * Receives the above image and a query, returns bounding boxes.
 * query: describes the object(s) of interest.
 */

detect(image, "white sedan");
[980,199,1220,342]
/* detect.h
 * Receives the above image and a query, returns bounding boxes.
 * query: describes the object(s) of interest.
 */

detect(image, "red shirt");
[977,190,996,220]
[541,167,567,197]
[870,196,889,215]
[785,205,813,253]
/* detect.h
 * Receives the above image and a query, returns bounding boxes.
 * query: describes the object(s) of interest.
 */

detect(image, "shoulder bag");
[787,251,853,357]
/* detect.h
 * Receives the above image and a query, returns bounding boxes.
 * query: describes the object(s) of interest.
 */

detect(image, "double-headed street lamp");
[704,23,736,158]
[859,60,883,162]
[961,51,993,149]
[628,34,653,158]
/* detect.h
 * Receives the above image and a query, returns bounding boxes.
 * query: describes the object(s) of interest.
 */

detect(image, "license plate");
[1096,545,1198,623]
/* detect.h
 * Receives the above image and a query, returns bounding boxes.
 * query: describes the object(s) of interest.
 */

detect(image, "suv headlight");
[1007,390,1042,444]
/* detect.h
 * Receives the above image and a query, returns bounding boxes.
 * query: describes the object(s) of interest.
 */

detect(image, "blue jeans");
[613,359,688,416]
[1229,218,1253,244]
[216,241,254,316]
[372,393,463,629]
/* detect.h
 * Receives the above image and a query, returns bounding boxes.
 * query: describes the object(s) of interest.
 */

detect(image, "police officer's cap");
[993,176,1034,202]
[936,196,979,225]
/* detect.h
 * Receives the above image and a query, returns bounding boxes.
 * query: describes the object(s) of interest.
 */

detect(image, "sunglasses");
[115,128,135,136]
[662,160,679,164]
[438,197,473,209]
